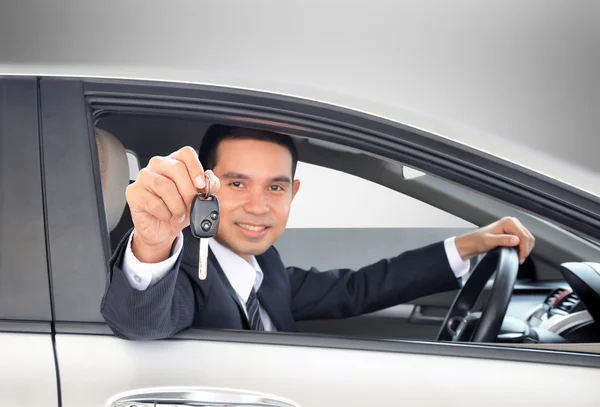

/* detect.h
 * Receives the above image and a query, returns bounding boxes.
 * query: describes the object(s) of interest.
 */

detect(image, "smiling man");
[101,124,535,340]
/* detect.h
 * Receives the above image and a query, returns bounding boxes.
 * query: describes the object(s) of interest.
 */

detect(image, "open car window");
[91,109,600,352]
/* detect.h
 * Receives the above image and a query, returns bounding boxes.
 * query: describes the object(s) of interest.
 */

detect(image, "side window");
[276,161,475,270]
[126,150,140,181]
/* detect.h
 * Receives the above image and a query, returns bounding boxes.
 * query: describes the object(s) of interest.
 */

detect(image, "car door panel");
[55,332,600,407]
[0,333,58,406]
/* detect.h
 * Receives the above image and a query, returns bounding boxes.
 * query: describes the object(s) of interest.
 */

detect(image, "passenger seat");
[95,128,132,252]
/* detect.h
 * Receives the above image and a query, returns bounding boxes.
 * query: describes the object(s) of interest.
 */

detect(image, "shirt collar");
[208,237,264,304]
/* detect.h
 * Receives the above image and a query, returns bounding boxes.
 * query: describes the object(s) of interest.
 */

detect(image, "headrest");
[95,128,129,232]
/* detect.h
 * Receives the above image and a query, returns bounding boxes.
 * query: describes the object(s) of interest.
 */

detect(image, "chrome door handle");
[107,386,301,407]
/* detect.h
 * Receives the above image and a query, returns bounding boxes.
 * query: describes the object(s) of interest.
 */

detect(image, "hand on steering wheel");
[437,246,520,342]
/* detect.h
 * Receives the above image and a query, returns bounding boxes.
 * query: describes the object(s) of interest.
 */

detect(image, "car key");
[190,175,220,280]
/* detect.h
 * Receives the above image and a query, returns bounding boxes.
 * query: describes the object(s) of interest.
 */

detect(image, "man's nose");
[244,189,269,215]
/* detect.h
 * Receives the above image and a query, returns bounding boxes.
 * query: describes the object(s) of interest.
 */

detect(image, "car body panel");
[0,334,58,406]
[55,334,600,407]
[37,76,600,407]
[0,0,598,197]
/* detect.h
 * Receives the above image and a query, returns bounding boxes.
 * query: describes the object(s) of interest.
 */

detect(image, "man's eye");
[270,185,284,191]
[231,181,243,188]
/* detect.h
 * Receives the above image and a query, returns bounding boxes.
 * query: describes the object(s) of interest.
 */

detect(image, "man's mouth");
[236,223,269,232]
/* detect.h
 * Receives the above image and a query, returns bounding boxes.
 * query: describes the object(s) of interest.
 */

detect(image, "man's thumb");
[489,234,520,247]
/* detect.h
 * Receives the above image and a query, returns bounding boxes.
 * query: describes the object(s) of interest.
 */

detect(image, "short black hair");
[198,124,298,177]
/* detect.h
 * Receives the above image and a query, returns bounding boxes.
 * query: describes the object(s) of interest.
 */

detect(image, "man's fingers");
[169,146,206,189]
[204,170,221,193]
[503,217,534,263]
[487,233,520,248]
[166,147,221,196]
[498,217,535,264]
[525,227,536,254]
[130,147,222,228]
[472,217,535,264]
[136,170,188,221]
[128,186,174,222]
[148,153,199,206]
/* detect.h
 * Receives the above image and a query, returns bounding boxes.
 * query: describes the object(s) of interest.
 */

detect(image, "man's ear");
[291,179,301,200]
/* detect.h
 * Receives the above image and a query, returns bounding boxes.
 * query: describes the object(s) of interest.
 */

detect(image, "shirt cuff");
[121,230,184,290]
[444,236,471,279]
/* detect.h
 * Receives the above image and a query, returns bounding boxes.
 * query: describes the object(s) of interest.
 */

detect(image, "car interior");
[93,112,600,352]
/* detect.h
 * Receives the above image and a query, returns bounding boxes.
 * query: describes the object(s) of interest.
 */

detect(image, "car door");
[41,77,600,407]
[0,78,59,406]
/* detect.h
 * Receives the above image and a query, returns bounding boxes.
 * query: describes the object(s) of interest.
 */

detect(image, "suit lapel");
[207,249,250,329]
[255,252,293,332]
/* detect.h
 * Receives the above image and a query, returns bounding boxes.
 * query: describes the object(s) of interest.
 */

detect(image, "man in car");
[100,124,535,339]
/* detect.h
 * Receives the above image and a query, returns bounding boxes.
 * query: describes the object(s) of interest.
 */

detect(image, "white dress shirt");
[122,230,470,332]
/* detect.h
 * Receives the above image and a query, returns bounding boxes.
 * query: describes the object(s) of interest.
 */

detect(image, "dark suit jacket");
[101,227,460,340]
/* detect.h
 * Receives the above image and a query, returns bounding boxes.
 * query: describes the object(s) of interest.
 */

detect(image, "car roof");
[1,1,598,198]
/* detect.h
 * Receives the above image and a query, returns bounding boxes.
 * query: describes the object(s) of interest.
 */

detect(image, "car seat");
[95,128,133,252]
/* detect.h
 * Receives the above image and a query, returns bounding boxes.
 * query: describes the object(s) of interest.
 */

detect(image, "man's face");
[211,138,300,259]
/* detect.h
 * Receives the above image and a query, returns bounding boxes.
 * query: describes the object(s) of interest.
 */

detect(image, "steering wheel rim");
[437,246,520,342]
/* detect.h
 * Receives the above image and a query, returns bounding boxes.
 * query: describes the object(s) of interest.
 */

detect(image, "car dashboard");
[502,262,600,344]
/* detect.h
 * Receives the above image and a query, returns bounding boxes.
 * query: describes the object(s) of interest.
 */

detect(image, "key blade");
[198,238,209,280]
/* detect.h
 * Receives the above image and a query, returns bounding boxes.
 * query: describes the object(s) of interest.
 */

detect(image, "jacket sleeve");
[285,241,460,321]
[100,229,198,340]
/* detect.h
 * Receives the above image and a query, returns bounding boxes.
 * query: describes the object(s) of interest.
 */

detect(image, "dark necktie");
[246,287,265,331]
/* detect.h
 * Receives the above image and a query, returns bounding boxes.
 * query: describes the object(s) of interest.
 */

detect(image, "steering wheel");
[437,246,520,342]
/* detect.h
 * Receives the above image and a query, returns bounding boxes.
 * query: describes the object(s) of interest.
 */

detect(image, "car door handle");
[107,386,301,407]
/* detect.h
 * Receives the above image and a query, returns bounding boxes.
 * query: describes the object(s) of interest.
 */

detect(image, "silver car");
[1,1,599,406]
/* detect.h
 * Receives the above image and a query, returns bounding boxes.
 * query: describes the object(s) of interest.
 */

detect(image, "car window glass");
[126,150,140,180]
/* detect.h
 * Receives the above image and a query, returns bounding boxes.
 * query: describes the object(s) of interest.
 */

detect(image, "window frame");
[38,76,600,369]
[39,78,111,324]
[85,79,600,240]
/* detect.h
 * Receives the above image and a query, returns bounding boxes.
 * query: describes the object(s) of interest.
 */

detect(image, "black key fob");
[190,193,220,238]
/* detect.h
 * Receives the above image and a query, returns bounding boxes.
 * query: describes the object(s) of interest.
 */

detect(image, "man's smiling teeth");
[237,223,267,231]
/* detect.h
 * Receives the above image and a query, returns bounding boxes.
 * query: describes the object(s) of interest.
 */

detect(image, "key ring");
[201,173,211,199]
